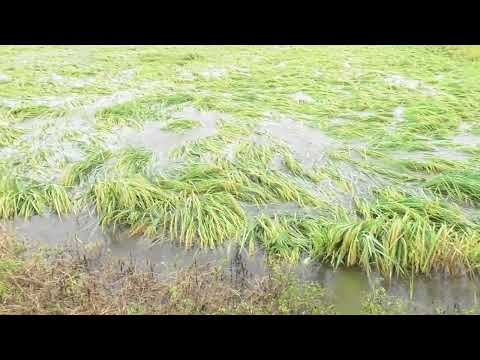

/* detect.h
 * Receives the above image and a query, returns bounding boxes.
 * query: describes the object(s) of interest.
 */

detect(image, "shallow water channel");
[3,211,479,314]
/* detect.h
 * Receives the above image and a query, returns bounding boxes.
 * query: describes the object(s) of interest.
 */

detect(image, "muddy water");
[259,117,338,169]
[391,148,470,162]
[3,211,479,314]
[384,74,439,95]
[452,134,480,147]
[105,107,219,169]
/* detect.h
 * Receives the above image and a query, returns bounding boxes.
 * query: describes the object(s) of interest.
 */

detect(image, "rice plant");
[88,175,246,248]
[394,157,467,174]
[241,214,312,262]
[0,176,72,219]
[114,146,154,174]
[87,175,173,230]
[0,126,23,147]
[425,171,480,205]
[309,214,476,279]
[164,119,201,133]
[0,176,46,219]
[9,105,67,122]
[63,148,112,186]
[170,191,246,249]
[42,183,72,216]
[363,188,474,230]
[235,141,278,168]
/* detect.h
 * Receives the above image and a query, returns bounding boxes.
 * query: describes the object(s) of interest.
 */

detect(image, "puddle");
[386,105,405,134]
[310,265,480,314]
[329,117,347,125]
[352,111,375,117]
[259,117,338,169]
[0,98,19,108]
[391,148,470,162]
[385,74,439,95]
[393,105,405,120]
[84,90,136,113]
[108,232,267,279]
[4,212,107,248]
[111,68,137,84]
[105,107,219,168]
[290,91,314,104]
[452,134,480,147]
[178,69,196,81]
[3,212,267,280]
[432,148,470,161]
[240,202,323,218]
[459,122,473,132]
[386,274,480,314]
[16,112,92,154]
[200,67,227,80]
[46,73,96,88]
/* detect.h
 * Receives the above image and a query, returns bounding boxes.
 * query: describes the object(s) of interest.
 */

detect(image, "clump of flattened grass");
[305,189,479,278]
[87,175,173,231]
[9,105,67,122]
[87,155,323,249]
[95,102,144,129]
[88,175,246,248]
[164,118,201,133]
[42,183,72,216]
[233,188,480,278]
[394,157,467,174]
[425,171,480,205]
[170,134,227,159]
[169,120,252,161]
[241,215,312,262]
[0,125,24,147]
[63,147,112,186]
[280,149,323,182]
[310,214,476,279]
[170,191,246,249]
[114,146,154,174]
[445,45,480,61]
[95,93,194,129]
[168,158,322,207]
[0,175,46,219]
[0,175,71,219]
[362,188,473,230]
[177,52,205,65]
[235,141,278,168]
[161,94,195,107]
[402,101,462,135]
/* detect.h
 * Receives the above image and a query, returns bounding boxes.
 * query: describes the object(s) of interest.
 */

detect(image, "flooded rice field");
[2,45,480,314]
